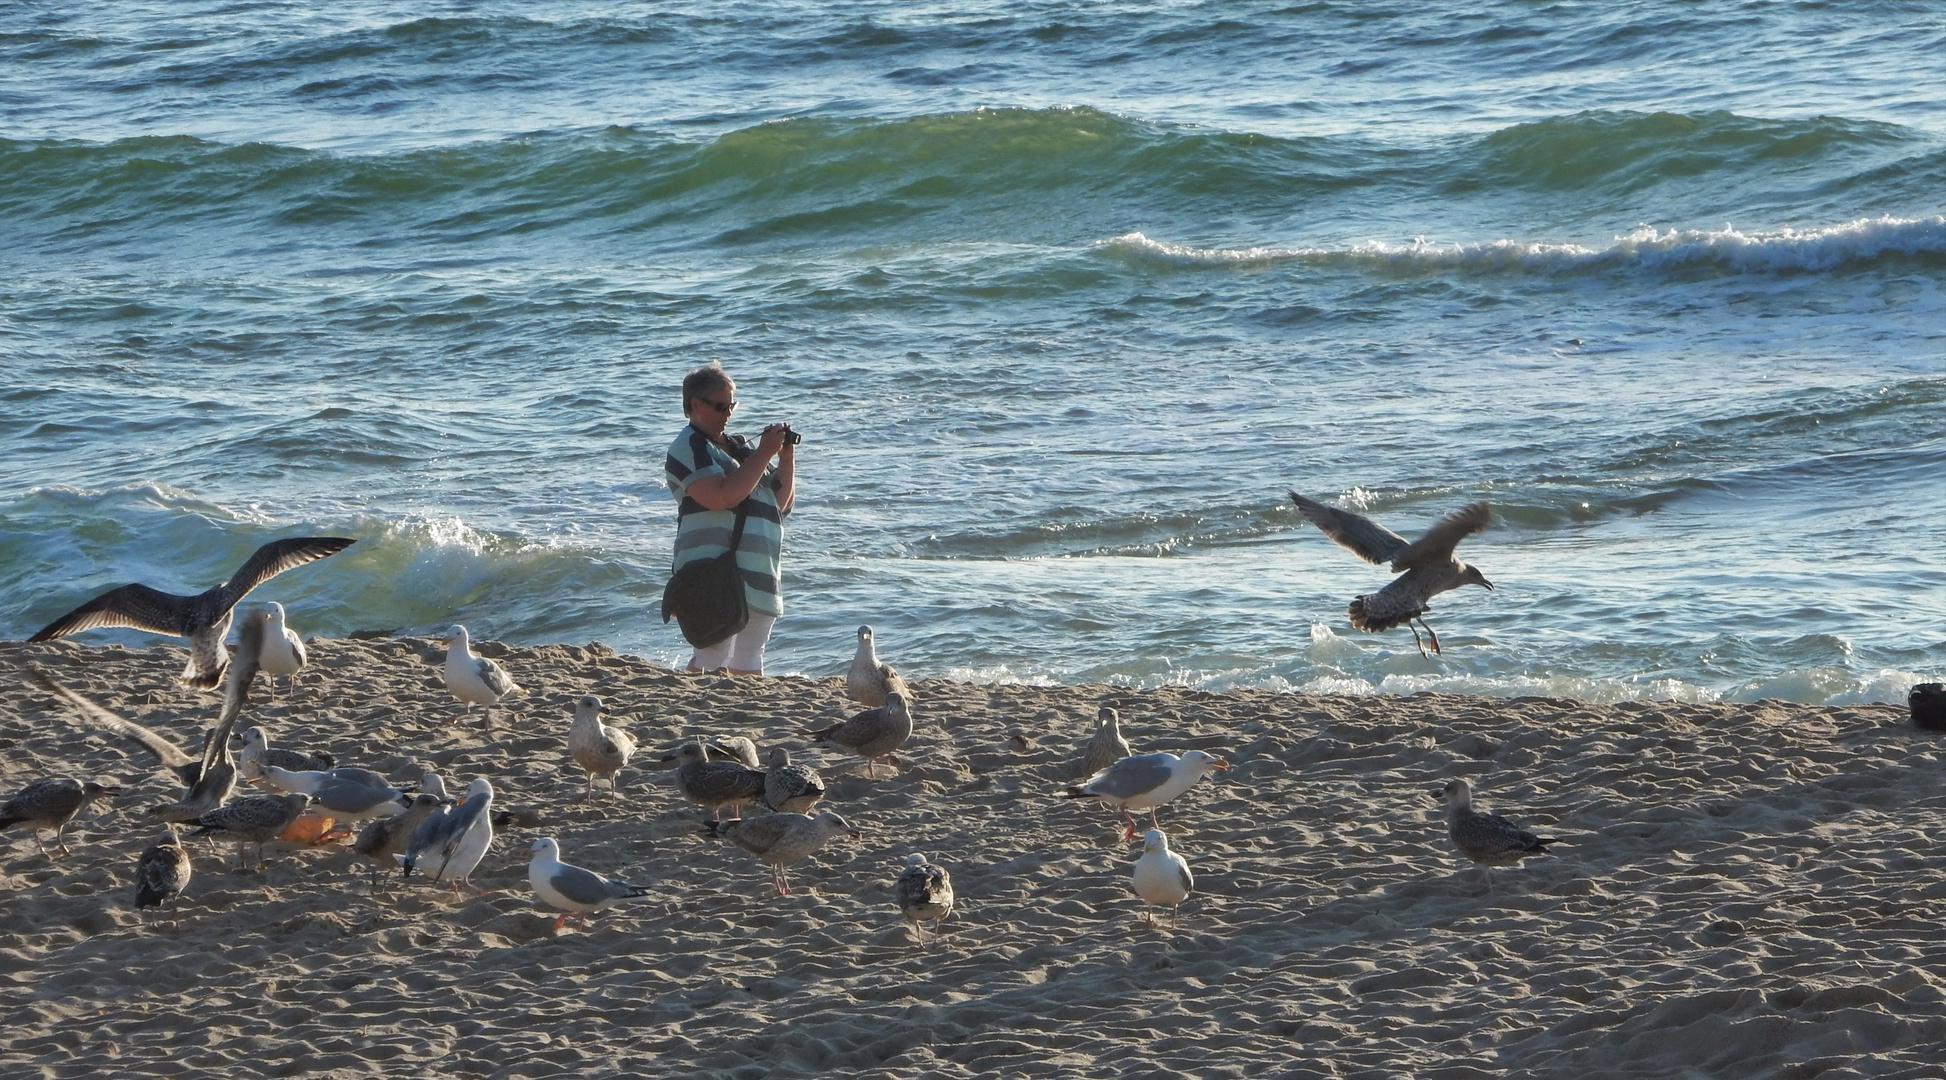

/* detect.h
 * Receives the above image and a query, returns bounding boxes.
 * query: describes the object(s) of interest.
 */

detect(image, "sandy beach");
[1,636,1939,1079]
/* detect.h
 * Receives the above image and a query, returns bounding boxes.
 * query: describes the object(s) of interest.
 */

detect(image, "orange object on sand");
[279,811,352,846]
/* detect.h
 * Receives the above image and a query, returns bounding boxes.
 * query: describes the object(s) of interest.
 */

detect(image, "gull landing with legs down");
[1288,491,1493,659]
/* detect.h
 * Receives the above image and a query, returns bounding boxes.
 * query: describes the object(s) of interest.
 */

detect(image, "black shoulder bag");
[661,496,751,649]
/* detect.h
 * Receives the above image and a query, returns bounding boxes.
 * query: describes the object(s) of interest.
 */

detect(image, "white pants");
[688,613,776,673]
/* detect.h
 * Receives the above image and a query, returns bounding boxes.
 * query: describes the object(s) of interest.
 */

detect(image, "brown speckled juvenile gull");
[718,810,860,896]
[763,746,825,814]
[894,853,955,944]
[189,792,311,867]
[351,793,444,888]
[1289,492,1492,658]
[1078,706,1132,778]
[27,536,354,688]
[847,625,912,708]
[133,828,192,915]
[568,695,635,800]
[808,692,912,778]
[672,742,768,824]
[0,777,120,857]
[1438,779,1559,888]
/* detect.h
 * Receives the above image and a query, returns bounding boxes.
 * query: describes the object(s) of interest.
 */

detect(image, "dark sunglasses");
[694,396,737,414]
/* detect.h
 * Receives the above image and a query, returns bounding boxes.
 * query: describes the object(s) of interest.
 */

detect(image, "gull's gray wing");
[217,537,357,607]
[1392,502,1490,570]
[1289,492,1409,566]
[28,583,197,640]
[550,862,643,907]
[27,666,197,779]
[1084,753,1177,799]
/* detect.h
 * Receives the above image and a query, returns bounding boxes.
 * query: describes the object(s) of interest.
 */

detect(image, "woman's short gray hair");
[682,362,734,411]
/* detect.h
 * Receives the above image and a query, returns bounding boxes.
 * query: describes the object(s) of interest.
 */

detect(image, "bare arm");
[774,442,796,516]
[684,426,788,512]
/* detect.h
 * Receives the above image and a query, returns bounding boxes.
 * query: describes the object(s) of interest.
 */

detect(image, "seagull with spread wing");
[1288,492,1493,658]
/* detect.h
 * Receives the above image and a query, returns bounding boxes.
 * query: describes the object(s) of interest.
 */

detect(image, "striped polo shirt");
[664,425,789,618]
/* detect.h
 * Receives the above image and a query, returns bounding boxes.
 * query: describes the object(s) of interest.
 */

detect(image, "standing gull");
[401,776,495,893]
[1131,828,1194,928]
[568,695,635,800]
[1289,492,1492,658]
[807,692,912,778]
[1061,750,1229,841]
[1078,706,1133,779]
[260,766,410,822]
[133,828,193,916]
[670,742,768,825]
[28,605,266,824]
[763,746,825,814]
[350,794,443,889]
[257,601,308,700]
[717,811,860,896]
[27,536,355,688]
[0,778,120,857]
[847,625,912,708]
[526,837,652,931]
[442,625,521,729]
[894,853,955,944]
[237,725,335,782]
[190,792,311,868]
[1438,779,1560,888]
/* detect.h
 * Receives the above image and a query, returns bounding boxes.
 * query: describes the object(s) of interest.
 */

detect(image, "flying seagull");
[1288,492,1492,658]
[28,536,355,688]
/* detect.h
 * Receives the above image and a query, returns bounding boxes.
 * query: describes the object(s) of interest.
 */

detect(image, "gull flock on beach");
[6,505,1560,941]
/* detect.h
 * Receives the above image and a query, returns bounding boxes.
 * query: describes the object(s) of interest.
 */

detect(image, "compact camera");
[780,425,803,446]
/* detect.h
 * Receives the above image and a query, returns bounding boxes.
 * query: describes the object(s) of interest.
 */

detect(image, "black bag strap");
[726,497,749,554]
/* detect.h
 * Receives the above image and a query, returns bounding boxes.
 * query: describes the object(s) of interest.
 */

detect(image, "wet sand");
[2,637,1940,1079]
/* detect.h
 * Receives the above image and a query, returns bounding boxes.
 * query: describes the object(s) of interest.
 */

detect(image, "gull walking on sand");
[1061,750,1229,841]
[237,725,334,782]
[442,625,521,729]
[1288,492,1493,658]
[670,742,768,825]
[351,794,444,889]
[260,766,410,822]
[808,692,912,778]
[0,778,120,858]
[1438,779,1559,889]
[1131,828,1193,929]
[189,792,312,869]
[568,695,635,800]
[1078,706,1132,778]
[717,811,860,896]
[27,536,354,688]
[763,747,825,814]
[401,777,495,893]
[257,602,308,700]
[847,625,912,708]
[133,828,193,917]
[29,605,267,825]
[894,853,955,944]
[526,837,653,931]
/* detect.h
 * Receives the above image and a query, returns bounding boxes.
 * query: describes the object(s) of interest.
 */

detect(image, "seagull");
[27,536,355,688]
[700,735,760,769]
[1289,492,1492,658]
[257,602,308,700]
[1078,706,1132,779]
[894,853,955,944]
[526,837,652,932]
[847,625,912,708]
[763,746,825,814]
[1438,779,1560,888]
[260,766,410,821]
[133,827,192,918]
[236,725,335,782]
[807,692,912,778]
[568,695,635,801]
[1131,828,1193,928]
[0,778,120,857]
[189,792,312,868]
[670,742,768,824]
[1061,750,1229,841]
[350,793,444,889]
[442,625,521,729]
[717,811,860,896]
[28,604,266,824]
[400,776,495,893]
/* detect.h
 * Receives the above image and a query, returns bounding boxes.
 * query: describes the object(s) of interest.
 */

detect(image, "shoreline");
[1,636,1938,1078]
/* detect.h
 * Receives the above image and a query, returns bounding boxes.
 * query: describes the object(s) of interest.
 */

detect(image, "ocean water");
[1,2,1940,704]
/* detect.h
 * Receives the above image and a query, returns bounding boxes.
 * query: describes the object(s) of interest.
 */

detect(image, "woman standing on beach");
[663,362,797,675]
